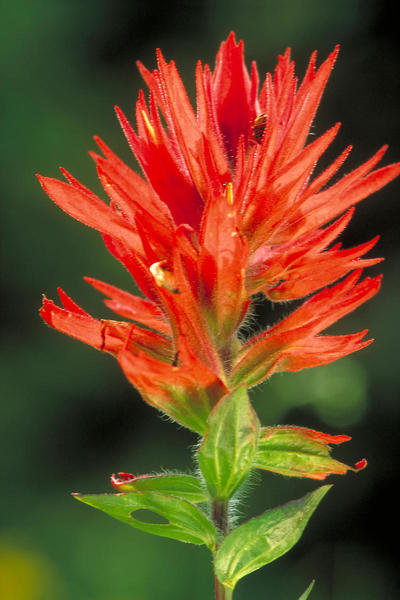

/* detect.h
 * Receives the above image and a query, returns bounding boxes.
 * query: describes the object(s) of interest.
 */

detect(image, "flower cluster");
[39,33,399,435]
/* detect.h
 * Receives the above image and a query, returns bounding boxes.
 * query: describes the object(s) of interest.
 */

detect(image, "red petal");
[40,294,129,354]
[93,136,172,225]
[102,234,160,304]
[154,239,226,378]
[280,331,372,372]
[274,46,339,168]
[85,277,171,335]
[212,32,253,156]
[265,237,381,301]
[196,61,230,183]
[291,155,400,238]
[115,105,203,229]
[199,193,250,342]
[269,271,381,336]
[37,174,140,249]
[230,272,380,387]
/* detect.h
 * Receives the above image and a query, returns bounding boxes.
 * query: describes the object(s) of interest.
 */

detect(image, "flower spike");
[39,34,399,428]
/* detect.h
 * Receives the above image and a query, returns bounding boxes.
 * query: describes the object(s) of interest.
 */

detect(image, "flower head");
[39,33,400,433]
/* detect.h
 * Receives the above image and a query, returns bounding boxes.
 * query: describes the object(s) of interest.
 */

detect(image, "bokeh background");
[1,0,399,598]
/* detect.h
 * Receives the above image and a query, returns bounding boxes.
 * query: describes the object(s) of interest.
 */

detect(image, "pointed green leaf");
[73,491,217,549]
[198,386,260,500]
[215,485,331,589]
[255,426,360,480]
[298,580,315,599]
[112,473,209,502]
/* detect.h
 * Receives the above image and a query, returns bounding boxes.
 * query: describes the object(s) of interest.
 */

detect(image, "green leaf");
[73,491,217,549]
[298,580,315,599]
[255,426,359,480]
[114,473,209,503]
[198,386,260,500]
[215,485,331,589]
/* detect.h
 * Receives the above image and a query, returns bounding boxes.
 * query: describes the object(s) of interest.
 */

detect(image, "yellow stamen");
[150,261,179,293]
[141,110,156,142]
[226,182,233,205]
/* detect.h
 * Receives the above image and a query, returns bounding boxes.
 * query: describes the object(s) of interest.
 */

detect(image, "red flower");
[39,33,399,433]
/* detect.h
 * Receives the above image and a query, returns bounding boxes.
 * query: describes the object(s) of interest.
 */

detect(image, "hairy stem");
[212,499,233,600]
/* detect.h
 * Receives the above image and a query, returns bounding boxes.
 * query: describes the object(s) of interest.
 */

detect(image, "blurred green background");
[1,0,399,598]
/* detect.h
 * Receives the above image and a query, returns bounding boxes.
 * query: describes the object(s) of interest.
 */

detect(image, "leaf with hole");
[215,485,331,589]
[73,491,217,549]
[198,386,260,500]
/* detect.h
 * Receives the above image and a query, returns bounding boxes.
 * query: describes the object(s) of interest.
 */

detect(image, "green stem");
[214,578,233,600]
[212,500,233,600]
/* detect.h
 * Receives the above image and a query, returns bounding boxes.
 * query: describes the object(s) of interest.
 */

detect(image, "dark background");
[1,1,399,598]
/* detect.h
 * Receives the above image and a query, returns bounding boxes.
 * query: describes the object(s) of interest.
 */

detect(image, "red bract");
[255,426,367,480]
[111,472,151,490]
[39,33,399,433]
[229,269,381,387]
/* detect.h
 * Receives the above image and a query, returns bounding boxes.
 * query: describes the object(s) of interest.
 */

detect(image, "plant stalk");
[212,499,232,600]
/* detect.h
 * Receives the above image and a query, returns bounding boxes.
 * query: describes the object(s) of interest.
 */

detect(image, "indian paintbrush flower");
[40,33,399,598]
[39,33,399,434]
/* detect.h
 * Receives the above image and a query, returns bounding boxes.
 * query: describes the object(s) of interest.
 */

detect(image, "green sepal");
[119,341,228,435]
[215,485,331,589]
[113,473,209,503]
[298,580,315,599]
[255,426,360,480]
[198,386,260,500]
[73,491,217,550]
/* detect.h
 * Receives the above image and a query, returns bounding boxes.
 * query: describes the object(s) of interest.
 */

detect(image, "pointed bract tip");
[36,173,47,187]
[331,434,351,444]
[59,166,71,180]
[39,297,55,325]
[355,458,367,470]
[328,45,340,64]
[93,136,110,157]
[156,47,168,67]
[88,150,101,163]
